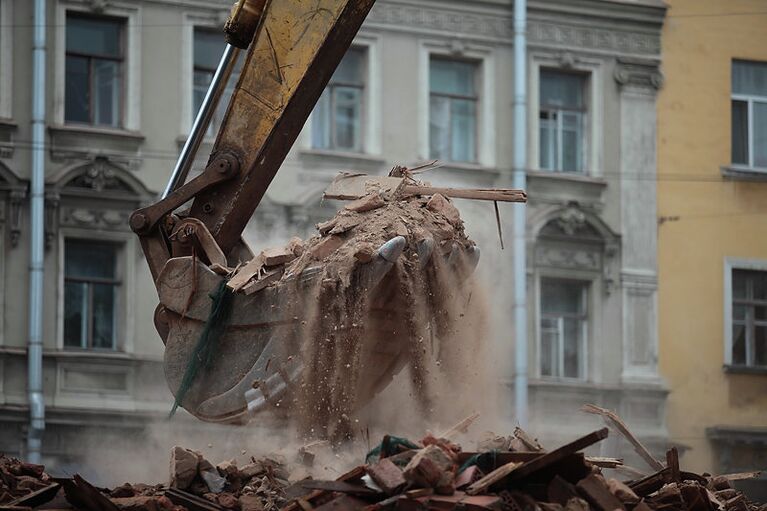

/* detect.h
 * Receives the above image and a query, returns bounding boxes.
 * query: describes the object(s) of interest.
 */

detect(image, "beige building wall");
[657,0,767,498]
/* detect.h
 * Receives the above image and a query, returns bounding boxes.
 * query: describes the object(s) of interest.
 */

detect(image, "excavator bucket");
[153,187,483,429]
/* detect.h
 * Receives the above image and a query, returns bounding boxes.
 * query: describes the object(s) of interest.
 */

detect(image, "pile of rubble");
[1,410,764,511]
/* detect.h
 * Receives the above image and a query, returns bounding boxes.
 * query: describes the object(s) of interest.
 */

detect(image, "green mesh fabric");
[170,279,234,417]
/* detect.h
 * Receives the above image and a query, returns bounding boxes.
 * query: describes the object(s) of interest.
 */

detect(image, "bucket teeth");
[365,236,407,285]
[417,238,435,268]
[466,245,480,271]
[378,236,407,263]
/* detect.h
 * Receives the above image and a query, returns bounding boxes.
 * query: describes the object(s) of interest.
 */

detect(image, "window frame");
[724,257,767,369]
[418,40,496,168]
[299,34,382,156]
[538,277,590,381]
[63,239,122,350]
[0,0,13,119]
[731,60,767,171]
[54,2,141,131]
[529,54,603,177]
[57,229,136,353]
[428,56,480,164]
[64,12,126,128]
[538,69,588,173]
[312,46,368,153]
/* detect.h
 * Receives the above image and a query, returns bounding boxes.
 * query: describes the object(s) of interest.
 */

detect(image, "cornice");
[366,0,663,57]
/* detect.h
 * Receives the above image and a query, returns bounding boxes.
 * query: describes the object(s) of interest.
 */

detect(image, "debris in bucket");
[2,418,763,511]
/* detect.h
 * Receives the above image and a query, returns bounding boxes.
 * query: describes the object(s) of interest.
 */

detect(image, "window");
[312,47,367,152]
[540,278,588,379]
[64,239,120,350]
[65,13,124,127]
[539,70,587,173]
[193,27,241,137]
[429,58,478,163]
[732,60,767,168]
[731,269,767,367]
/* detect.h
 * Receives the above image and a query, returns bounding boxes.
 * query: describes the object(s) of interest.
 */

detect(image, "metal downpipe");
[512,0,528,428]
[27,0,47,463]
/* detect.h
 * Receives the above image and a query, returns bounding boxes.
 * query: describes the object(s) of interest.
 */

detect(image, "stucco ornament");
[555,207,588,236]
[70,158,127,192]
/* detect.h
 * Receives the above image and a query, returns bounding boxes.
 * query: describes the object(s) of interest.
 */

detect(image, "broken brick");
[426,193,461,226]
[367,458,406,495]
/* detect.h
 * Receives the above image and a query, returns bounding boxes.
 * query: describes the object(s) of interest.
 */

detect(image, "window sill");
[0,118,16,130]
[49,124,145,141]
[721,165,767,181]
[299,147,386,164]
[527,169,608,186]
[723,364,767,375]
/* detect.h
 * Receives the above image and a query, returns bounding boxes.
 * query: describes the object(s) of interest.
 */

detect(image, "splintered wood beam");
[581,404,664,472]
[402,185,527,203]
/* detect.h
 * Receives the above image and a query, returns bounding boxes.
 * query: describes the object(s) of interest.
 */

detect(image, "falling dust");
[267,190,504,445]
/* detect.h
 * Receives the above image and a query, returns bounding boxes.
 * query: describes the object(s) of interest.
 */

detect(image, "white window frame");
[723,257,767,367]
[529,54,603,177]
[419,40,496,168]
[299,34,382,156]
[0,0,12,119]
[53,1,142,131]
[536,276,590,381]
[731,71,767,171]
[57,229,136,353]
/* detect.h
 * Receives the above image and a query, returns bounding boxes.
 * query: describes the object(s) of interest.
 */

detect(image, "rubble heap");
[1,416,764,511]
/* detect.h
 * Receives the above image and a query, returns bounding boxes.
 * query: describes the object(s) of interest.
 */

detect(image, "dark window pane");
[64,282,86,348]
[312,90,332,149]
[194,28,222,71]
[733,60,767,97]
[540,318,559,377]
[334,87,362,151]
[451,98,476,162]
[541,279,585,315]
[732,323,747,365]
[93,59,120,127]
[65,240,117,280]
[430,59,476,96]
[733,269,749,299]
[541,70,585,109]
[732,100,749,165]
[563,317,581,378]
[429,95,450,159]
[733,305,747,321]
[333,47,365,85]
[756,326,767,366]
[65,55,90,123]
[754,102,767,167]
[66,14,122,58]
[92,283,115,349]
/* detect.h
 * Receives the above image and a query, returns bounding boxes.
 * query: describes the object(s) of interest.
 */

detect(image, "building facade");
[657,0,767,499]
[0,0,667,471]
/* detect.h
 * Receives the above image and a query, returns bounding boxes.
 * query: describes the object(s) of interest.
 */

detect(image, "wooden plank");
[465,462,524,495]
[581,404,664,472]
[666,447,680,483]
[403,185,527,203]
[503,428,609,483]
[439,412,481,439]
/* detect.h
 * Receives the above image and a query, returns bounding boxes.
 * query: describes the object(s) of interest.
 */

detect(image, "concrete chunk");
[367,458,406,495]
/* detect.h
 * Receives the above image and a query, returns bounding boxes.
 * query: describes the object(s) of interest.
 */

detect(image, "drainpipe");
[512,0,528,428]
[27,0,47,463]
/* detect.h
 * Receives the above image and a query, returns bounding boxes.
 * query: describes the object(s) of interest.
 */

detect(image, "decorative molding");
[364,2,662,57]
[60,207,131,231]
[614,57,664,90]
[65,157,134,193]
[535,245,600,271]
